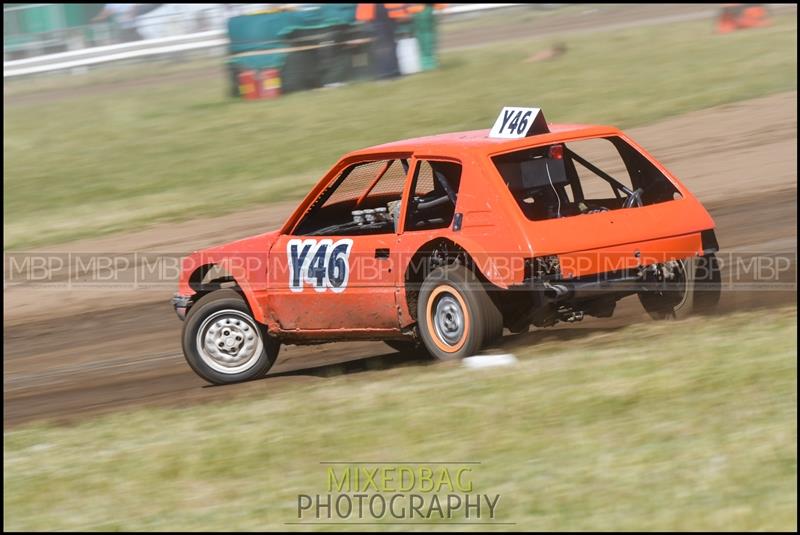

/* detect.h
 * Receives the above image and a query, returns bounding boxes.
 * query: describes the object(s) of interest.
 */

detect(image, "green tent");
[226,4,364,95]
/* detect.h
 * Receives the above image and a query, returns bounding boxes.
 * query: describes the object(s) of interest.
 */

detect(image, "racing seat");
[528,185,571,220]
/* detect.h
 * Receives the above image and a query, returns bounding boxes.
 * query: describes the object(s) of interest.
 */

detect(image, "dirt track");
[4,90,796,428]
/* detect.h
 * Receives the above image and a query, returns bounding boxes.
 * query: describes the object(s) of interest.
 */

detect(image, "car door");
[266,157,410,332]
[394,158,466,323]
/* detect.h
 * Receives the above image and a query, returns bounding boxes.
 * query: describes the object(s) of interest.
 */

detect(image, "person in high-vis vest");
[356,4,448,77]
[356,4,409,79]
[362,4,445,73]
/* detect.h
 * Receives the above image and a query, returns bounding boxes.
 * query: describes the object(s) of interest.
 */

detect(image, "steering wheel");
[587,206,610,214]
[624,188,644,209]
[414,193,450,211]
[577,202,609,215]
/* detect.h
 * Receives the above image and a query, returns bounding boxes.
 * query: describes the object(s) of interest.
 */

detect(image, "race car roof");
[351,123,622,158]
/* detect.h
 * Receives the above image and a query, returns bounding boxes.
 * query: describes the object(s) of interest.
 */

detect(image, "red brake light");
[549,144,564,160]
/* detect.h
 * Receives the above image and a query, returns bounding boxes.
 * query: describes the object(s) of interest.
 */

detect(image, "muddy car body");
[174,108,721,384]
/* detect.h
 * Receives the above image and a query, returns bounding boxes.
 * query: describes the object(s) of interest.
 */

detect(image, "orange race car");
[172,107,721,385]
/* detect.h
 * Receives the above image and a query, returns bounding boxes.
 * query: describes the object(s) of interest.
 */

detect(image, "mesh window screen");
[323,159,408,208]
[412,161,436,196]
[367,159,408,199]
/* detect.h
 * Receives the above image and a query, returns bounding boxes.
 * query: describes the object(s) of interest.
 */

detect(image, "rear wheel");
[639,254,721,320]
[182,289,280,385]
[416,264,503,361]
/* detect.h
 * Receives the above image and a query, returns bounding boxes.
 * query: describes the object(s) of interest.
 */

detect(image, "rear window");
[492,136,679,221]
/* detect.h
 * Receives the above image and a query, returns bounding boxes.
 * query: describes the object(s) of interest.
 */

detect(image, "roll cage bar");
[564,147,635,201]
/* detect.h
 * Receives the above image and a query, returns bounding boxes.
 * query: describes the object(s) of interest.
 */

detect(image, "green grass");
[4,307,797,531]
[4,15,797,249]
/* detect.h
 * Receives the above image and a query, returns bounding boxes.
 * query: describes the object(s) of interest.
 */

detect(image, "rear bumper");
[171,293,193,321]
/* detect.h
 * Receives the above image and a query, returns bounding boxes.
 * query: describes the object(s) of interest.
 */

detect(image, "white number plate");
[489,107,541,139]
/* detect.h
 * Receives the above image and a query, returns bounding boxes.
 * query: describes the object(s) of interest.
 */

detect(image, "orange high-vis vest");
[384,4,412,20]
[356,3,424,22]
[355,3,376,21]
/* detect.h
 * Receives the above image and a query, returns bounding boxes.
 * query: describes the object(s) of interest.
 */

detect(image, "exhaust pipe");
[544,276,643,303]
[544,283,572,301]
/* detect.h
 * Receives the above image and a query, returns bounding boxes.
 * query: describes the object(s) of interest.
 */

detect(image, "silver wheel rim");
[666,259,690,309]
[649,260,689,315]
[433,294,465,347]
[675,260,690,309]
[196,309,263,374]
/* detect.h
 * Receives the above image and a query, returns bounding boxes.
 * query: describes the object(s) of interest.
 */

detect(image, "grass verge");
[4,307,797,530]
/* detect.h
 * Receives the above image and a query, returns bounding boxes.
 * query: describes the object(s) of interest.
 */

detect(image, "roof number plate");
[489,107,547,139]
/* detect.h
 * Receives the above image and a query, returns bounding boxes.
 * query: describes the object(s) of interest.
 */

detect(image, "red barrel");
[238,70,258,100]
[259,69,282,99]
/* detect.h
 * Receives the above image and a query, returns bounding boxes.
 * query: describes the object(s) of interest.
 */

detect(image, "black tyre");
[639,254,721,320]
[416,264,503,361]
[182,289,280,385]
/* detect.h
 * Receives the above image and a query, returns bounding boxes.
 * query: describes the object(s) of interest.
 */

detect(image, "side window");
[294,158,409,236]
[493,136,679,222]
[405,160,462,231]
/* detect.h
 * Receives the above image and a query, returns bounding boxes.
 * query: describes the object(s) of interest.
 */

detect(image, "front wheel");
[416,264,503,361]
[182,289,280,385]
[639,254,721,320]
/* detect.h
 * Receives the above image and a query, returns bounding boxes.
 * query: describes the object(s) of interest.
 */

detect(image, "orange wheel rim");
[426,284,470,353]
